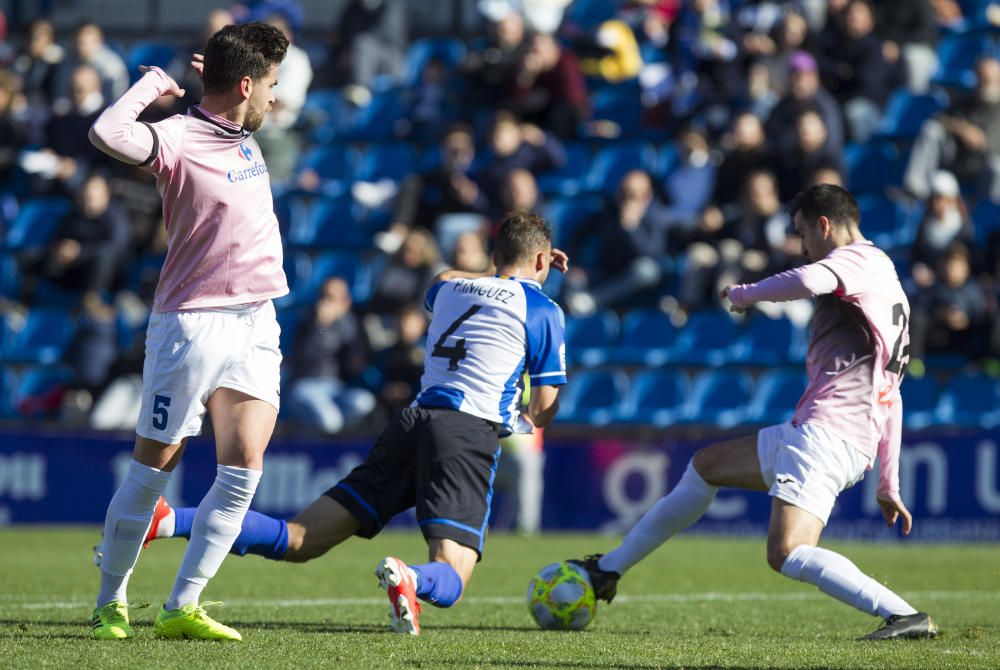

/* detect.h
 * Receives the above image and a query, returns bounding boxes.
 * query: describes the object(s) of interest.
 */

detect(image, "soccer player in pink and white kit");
[572,184,938,640]
[87,23,288,641]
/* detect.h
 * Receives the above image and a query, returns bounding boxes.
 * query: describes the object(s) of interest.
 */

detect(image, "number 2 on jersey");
[432,306,481,371]
[886,302,910,375]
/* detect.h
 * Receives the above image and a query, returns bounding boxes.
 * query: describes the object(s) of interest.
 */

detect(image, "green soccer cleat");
[153,602,242,641]
[91,601,134,640]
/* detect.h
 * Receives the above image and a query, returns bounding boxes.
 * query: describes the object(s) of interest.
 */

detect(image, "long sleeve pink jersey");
[728,241,910,500]
[90,68,287,312]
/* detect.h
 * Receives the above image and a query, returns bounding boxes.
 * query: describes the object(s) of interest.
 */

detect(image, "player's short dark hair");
[202,22,288,94]
[494,210,552,267]
[790,184,860,230]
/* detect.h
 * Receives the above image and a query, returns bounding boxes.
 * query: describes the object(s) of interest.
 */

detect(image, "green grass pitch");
[1,529,998,669]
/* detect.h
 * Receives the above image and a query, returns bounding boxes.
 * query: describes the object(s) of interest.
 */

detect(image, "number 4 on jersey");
[432,306,481,371]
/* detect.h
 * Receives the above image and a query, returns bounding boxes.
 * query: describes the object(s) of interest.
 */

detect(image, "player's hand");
[550,248,569,273]
[140,65,185,97]
[190,53,204,79]
[720,286,745,314]
[877,495,912,536]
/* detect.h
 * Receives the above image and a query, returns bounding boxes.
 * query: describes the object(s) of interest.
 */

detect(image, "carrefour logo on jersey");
[227,143,269,182]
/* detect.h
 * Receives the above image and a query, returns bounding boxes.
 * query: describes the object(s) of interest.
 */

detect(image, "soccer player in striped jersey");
[143,211,569,635]
[572,184,938,641]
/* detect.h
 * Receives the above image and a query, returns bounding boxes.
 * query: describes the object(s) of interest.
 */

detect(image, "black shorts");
[325,406,501,558]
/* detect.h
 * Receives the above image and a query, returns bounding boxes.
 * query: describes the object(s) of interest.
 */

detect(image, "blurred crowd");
[1,0,999,434]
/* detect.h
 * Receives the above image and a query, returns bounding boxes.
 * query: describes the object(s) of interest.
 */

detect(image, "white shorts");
[757,422,869,525]
[136,300,281,444]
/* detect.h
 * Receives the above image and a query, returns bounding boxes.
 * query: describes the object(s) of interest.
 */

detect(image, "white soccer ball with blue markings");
[526,561,596,631]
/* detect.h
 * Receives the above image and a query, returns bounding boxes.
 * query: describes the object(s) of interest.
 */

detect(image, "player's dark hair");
[202,22,288,94]
[790,184,860,230]
[494,210,552,267]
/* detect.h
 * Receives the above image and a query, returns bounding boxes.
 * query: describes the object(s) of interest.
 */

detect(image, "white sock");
[781,545,918,619]
[96,460,172,607]
[165,465,261,611]
[599,462,718,576]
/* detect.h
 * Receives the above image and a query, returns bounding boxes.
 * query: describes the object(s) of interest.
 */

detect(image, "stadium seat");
[403,38,467,87]
[856,194,906,249]
[126,42,177,83]
[275,308,304,356]
[565,310,620,367]
[297,89,354,142]
[557,369,629,426]
[875,91,948,140]
[583,143,658,197]
[938,372,1000,428]
[0,252,20,300]
[345,89,406,142]
[680,369,754,428]
[671,311,739,366]
[9,365,74,418]
[845,141,900,197]
[1,309,76,365]
[609,309,679,365]
[747,370,807,425]
[728,315,799,365]
[0,365,14,418]
[536,143,592,196]
[297,144,352,195]
[286,196,372,250]
[616,368,689,426]
[901,375,942,431]
[544,195,605,251]
[3,198,71,251]
[279,251,372,308]
[353,143,416,183]
[563,0,620,30]
[972,200,1000,243]
[587,83,645,140]
[933,32,996,88]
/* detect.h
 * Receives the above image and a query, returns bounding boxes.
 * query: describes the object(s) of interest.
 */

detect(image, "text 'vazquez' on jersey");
[416,275,567,435]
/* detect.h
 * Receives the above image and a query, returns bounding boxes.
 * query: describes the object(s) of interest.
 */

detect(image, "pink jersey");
[727,241,910,500]
[90,69,287,312]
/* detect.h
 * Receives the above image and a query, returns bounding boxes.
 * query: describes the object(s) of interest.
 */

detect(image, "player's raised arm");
[88,66,184,166]
[722,263,840,313]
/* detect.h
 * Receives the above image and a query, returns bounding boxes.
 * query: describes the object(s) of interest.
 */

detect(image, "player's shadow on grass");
[229,620,544,634]
[412,661,747,670]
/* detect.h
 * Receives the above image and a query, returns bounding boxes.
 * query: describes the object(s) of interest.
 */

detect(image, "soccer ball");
[526,561,596,631]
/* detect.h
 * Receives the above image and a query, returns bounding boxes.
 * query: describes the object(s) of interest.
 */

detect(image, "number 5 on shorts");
[152,394,171,431]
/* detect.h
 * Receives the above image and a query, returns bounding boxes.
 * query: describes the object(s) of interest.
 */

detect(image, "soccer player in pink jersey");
[572,184,938,640]
[87,23,288,641]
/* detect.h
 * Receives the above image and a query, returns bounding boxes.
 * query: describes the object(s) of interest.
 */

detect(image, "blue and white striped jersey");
[415,275,567,433]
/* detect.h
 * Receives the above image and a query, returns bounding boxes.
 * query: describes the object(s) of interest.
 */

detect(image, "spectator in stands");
[765,51,844,156]
[496,168,543,221]
[905,56,1000,201]
[819,0,895,141]
[403,56,458,142]
[318,0,408,95]
[909,244,988,366]
[54,22,128,108]
[255,11,313,184]
[564,169,671,315]
[663,128,717,226]
[451,230,492,273]
[713,112,771,211]
[0,67,26,184]
[462,7,531,108]
[910,171,974,290]
[771,109,843,201]
[504,32,589,138]
[13,18,63,109]
[65,291,120,408]
[480,111,565,206]
[368,228,443,316]
[808,164,845,188]
[874,0,939,93]
[746,10,817,97]
[376,304,427,416]
[22,172,129,299]
[286,276,376,434]
[670,0,743,121]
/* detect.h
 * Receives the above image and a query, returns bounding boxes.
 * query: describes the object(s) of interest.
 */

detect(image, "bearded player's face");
[244,64,278,132]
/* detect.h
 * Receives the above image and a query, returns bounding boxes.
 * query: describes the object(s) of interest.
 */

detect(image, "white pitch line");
[3,590,997,611]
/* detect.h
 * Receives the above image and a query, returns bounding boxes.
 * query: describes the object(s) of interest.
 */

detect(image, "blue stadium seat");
[609,309,679,365]
[563,0,620,29]
[938,372,1000,428]
[583,143,658,197]
[972,200,1000,243]
[681,369,754,428]
[127,42,177,83]
[297,89,354,142]
[297,144,351,193]
[0,252,20,300]
[353,143,416,183]
[933,32,996,88]
[403,38,467,87]
[286,196,372,250]
[565,311,620,367]
[653,144,680,180]
[3,198,71,251]
[748,370,807,424]
[544,194,605,251]
[537,143,592,197]
[9,365,74,418]
[902,375,942,431]
[0,365,14,418]
[856,194,906,249]
[875,91,948,139]
[279,251,372,308]
[275,308,304,356]
[1,309,76,365]
[558,369,629,426]
[671,311,739,366]
[729,315,798,365]
[616,368,688,427]
[587,83,644,140]
[346,89,406,142]
[845,141,900,197]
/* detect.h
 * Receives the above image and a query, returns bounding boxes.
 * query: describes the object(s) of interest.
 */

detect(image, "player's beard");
[244,103,267,132]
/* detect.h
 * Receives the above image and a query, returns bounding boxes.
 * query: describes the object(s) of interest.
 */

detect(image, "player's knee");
[766,539,797,573]
[691,448,719,485]
[283,524,323,563]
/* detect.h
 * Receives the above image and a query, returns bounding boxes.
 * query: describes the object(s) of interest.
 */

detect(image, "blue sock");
[173,507,288,560]
[410,561,464,608]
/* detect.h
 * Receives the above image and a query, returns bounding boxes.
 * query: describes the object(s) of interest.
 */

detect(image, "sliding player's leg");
[573,433,767,601]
